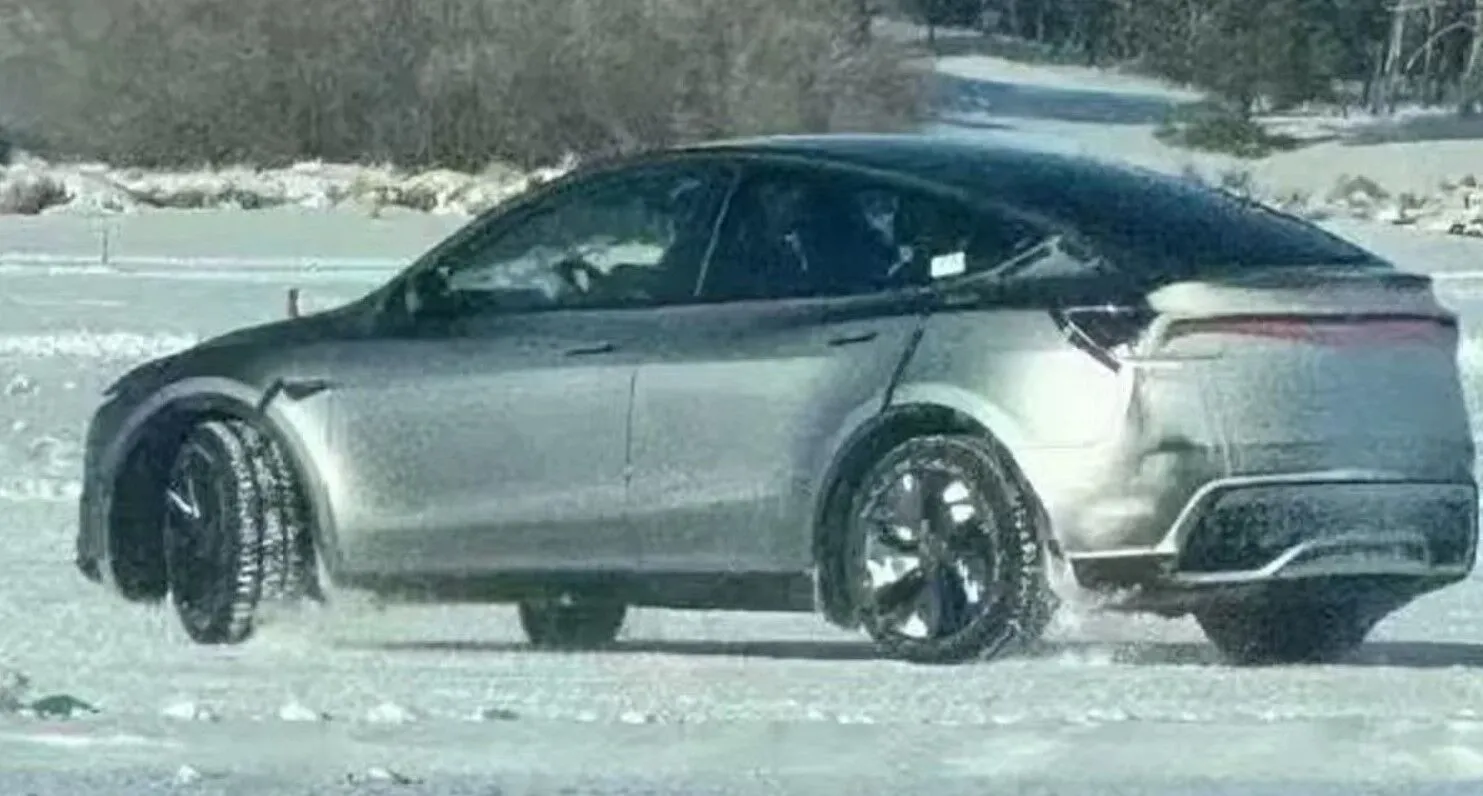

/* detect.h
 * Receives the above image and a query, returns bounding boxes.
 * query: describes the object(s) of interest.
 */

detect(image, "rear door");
[625,164,942,572]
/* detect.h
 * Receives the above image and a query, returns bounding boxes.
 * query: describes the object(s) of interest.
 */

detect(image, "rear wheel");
[841,434,1052,664]
[1195,598,1382,665]
[162,417,313,645]
[518,598,627,649]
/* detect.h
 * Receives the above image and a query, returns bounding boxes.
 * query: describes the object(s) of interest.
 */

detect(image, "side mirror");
[389,268,469,336]
[408,267,456,319]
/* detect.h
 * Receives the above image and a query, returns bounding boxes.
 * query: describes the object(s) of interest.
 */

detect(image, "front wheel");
[162,417,313,645]
[518,598,627,649]
[840,434,1053,664]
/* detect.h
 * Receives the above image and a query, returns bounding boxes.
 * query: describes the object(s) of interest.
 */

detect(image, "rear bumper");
[1064,473,1478,608]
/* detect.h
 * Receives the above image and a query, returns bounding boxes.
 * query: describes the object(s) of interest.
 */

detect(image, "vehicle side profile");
[75,133,1478,664]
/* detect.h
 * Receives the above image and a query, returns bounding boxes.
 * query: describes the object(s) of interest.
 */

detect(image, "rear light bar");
[1166,314,1454,345]
[1053,309,1454,371]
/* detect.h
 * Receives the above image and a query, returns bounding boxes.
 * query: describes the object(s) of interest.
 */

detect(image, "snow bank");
[0,153,575,218]
[8,141,1483,242]
[1182,165,1483,239]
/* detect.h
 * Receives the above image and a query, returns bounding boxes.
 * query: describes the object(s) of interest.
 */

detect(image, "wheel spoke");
[165,486,199,521]
[872,521,918,553]
[922,559,975,637]
[166,446,224,571]
[184,463,201,512]
[869,566,927,615]
[918,469,952,533]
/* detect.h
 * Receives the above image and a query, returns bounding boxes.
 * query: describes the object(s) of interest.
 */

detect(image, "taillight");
[1051,305,1157,370]
[1166,314,1452,346]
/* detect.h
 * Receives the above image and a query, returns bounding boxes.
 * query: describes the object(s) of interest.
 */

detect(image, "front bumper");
[1065,473,1479,609]
[74,394,130,587]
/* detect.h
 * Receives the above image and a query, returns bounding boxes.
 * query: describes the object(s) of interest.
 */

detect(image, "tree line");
[0,0,922,169]
[899,0,1483,116]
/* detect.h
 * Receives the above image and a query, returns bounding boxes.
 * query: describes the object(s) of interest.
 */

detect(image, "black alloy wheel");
[847,434,1051,664]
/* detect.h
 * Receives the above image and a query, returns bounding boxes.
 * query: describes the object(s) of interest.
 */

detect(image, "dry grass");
[0,0,927,169]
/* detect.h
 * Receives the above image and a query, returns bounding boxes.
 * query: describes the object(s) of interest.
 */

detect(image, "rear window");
[959,158,1388,275]
[1059,177,1381,270]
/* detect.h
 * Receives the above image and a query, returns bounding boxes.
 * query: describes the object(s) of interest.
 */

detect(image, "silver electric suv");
[75,134,1478,664]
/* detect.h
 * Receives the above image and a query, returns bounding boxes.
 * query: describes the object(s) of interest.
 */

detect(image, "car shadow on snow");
[342,638,1483,668]
[340,638,885,662]
[1038,640,1483,669]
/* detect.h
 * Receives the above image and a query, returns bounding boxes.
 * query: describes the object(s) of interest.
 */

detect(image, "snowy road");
[5,223,1483,793]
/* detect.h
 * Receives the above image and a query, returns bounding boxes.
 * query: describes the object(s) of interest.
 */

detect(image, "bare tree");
[0,0,925,169]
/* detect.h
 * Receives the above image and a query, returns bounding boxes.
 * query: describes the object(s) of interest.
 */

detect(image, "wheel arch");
[810,392,1051,627]
[103,378,334,600]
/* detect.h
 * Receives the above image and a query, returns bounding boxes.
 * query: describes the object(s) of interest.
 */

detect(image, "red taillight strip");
[1166,314,1453,345]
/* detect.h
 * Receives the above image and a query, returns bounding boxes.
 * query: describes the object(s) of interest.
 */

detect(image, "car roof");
[671,132,1216,231]
[676,133,1125,192]
[669,133,1378,270]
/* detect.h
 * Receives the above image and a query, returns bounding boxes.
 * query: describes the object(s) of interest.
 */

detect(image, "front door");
[294,313,638,576]
[301,159,735,577]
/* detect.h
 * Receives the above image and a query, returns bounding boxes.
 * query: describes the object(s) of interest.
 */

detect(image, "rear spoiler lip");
[1188,263,1433,290]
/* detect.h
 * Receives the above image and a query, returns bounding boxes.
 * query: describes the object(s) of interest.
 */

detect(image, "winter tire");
[242,422,315,604]
[1195,598,1382,665]
[162,417,313,644]
[841,433,1052,664]
[518,598,627,649]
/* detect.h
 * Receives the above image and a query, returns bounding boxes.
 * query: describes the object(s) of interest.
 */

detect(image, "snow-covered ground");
[1,207,1483,796]
[9,51,1483,795]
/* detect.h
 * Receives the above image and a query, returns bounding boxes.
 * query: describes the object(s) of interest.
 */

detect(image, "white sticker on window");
[930,251,966,279]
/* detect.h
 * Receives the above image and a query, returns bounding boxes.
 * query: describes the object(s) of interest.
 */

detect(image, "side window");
[439,163,732,311]
[698,168,1051,302]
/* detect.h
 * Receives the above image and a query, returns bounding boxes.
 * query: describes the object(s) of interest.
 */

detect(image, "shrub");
[0,0,926,170]
[0,166,68,214]
[1154,104,1300,159]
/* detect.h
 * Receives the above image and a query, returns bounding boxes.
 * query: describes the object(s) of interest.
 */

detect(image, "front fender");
[101,377,268,476]
[97,376,343,580]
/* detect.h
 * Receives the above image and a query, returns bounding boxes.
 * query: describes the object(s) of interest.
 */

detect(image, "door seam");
[879,319,928,412]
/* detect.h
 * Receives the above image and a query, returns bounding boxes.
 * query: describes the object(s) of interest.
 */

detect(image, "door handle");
[826,331,878,347]
[564,341,617,356]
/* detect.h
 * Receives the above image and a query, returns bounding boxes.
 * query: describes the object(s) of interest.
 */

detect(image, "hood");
[193,300,368,352]
[104,298,375,400]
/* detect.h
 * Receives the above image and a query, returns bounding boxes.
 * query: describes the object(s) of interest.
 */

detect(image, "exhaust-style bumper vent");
[1179,482,1477,575]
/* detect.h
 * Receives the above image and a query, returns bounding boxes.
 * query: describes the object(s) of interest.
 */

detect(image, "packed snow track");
[7,226,1483,794]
